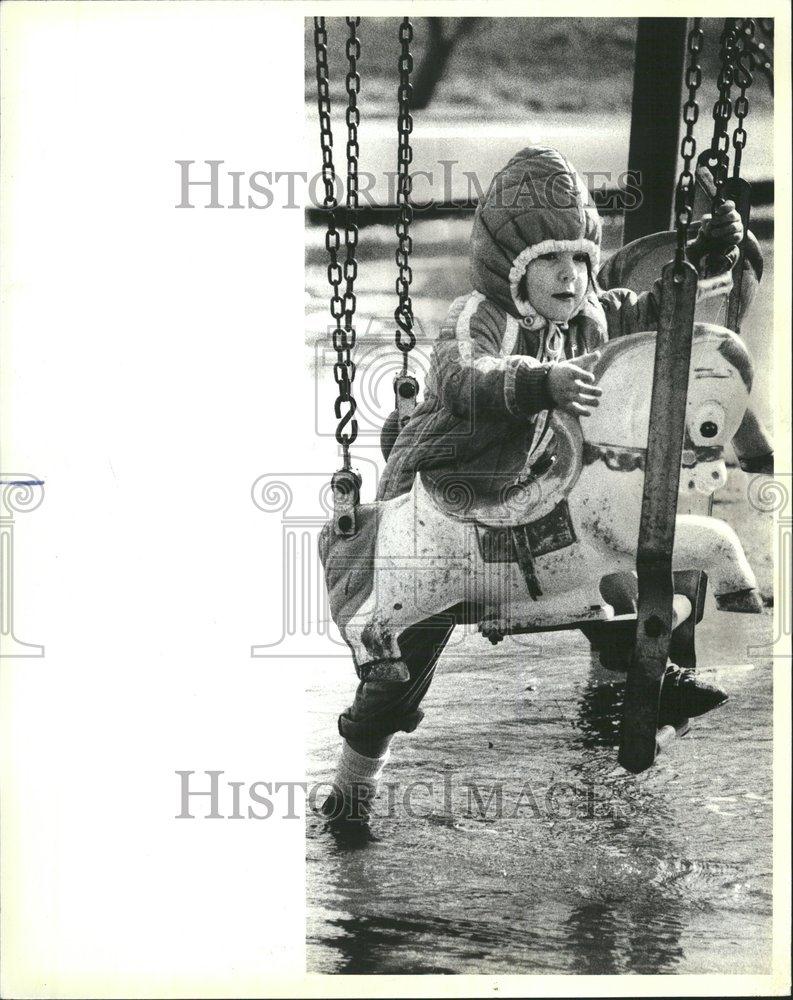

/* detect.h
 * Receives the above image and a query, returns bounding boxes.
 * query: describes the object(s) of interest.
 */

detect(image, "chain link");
[731,18,756,178]
[674,18,704,269]
[394,17,415,372]
[313,17,360,462]
[709,18,740,203]
[343,19,361,334]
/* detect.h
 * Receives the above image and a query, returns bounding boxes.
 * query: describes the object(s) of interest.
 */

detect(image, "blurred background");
[305,17,774,460]
[304,17,773,119]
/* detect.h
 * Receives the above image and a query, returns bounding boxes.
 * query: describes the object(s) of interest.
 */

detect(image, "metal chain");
[394,17,415,373]
[709,18,741,203]
[335,17,361,453]
[313,17,360,464]
[342,19,360,352]
[731,19,756,179]
[674,18,704,270]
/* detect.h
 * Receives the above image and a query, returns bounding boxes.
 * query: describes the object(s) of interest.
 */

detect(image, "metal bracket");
[331,467,362,538]
[394,373,420,428]
[668,570,708,670]
[511,527,543,600]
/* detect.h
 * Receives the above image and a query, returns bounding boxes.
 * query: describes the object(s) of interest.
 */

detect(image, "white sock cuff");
[336,741,390,788]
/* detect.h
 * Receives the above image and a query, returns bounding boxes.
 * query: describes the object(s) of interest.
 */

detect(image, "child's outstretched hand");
[695,199,744,254]
[547,351,603,417]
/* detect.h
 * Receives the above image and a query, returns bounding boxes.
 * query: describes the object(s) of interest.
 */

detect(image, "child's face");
[524,250,590,323]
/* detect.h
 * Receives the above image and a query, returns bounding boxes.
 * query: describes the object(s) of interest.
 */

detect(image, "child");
[322,146,748,835]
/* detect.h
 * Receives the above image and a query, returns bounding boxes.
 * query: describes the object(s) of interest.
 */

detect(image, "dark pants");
[337,607,462,754]
[337,574,640,754]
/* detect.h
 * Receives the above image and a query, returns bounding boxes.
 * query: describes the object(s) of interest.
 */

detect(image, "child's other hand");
[547,351,603,417]
[697,200,744,252]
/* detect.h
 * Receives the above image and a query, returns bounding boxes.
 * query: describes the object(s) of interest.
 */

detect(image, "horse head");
[583,324,752,498]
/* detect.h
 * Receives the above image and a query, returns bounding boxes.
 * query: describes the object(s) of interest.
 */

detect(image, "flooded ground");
[304,218,775,975]
[306,612,772,975]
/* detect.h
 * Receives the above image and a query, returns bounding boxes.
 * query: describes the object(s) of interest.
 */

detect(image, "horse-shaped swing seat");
[319,322,762,680]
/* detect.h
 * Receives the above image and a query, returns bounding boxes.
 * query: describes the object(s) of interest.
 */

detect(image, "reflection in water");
[310,862,690,975]
[307,640,771,974]
[563,899,684,975]
[315,913,461,975]
[307,630,772,975]
[574,672,625,749]
[553,665,686,975]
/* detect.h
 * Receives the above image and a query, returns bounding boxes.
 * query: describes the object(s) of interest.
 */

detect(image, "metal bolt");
[644,615,664,638]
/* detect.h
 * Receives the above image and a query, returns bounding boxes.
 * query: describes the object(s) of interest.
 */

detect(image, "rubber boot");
[659,663,728,723]
[320,740,390,844]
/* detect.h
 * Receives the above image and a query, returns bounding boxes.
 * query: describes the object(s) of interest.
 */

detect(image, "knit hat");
[470,146,603,322]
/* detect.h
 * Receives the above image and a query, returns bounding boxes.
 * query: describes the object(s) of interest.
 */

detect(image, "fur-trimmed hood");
[470,146,607,336]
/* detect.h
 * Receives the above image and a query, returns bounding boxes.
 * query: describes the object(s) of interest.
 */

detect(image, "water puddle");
[307,615,773,974]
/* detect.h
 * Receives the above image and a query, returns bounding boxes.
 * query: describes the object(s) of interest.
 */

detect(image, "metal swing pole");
[618,258,698,773]
[618,20,704,774]
[624,18,688,243]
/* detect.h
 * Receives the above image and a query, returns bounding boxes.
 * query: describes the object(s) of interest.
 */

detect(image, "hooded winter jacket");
[377,146,662,503]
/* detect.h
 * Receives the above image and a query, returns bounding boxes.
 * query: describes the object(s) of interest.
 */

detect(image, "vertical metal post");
[624,18,689,244]
[618,261,698,774]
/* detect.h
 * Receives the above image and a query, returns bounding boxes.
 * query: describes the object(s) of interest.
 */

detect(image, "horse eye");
[691,402,725,445]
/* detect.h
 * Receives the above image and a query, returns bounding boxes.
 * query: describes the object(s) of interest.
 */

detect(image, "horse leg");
[673,514,762,611]
[341,487,471,679]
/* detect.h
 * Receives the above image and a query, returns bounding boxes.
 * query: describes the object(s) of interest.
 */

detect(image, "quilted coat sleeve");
[431,293,554,419]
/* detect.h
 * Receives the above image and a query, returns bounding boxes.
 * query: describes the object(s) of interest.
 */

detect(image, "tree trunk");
[411,20,454,110]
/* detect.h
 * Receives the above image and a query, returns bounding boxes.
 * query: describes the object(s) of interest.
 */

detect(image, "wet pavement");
[305,608,773,975]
